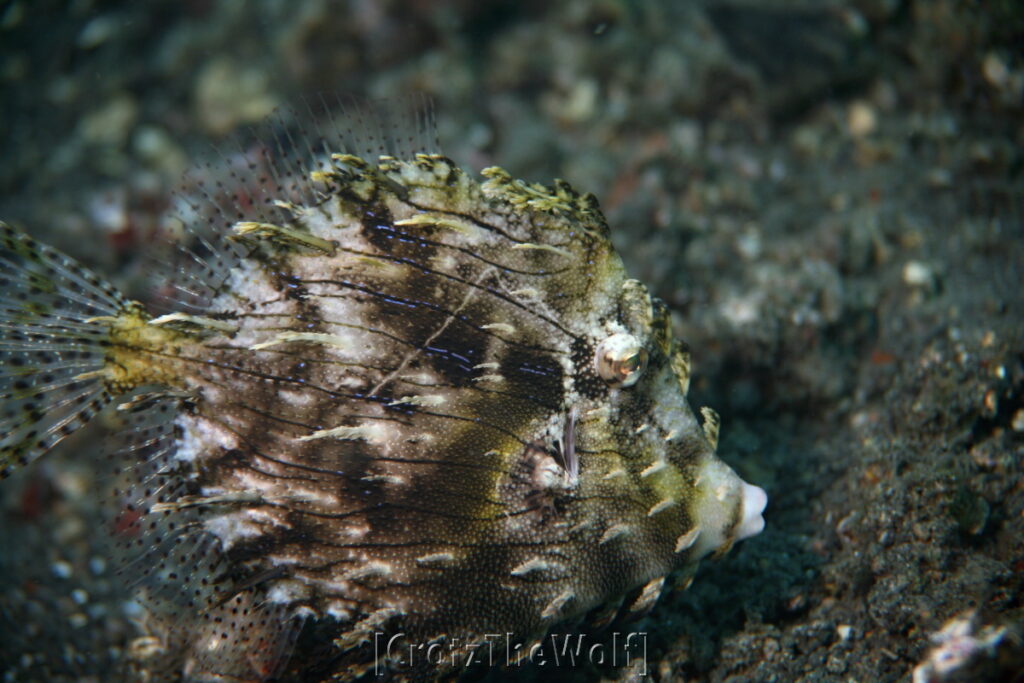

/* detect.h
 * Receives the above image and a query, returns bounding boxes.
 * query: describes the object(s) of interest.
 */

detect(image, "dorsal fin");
[153,94,440,316]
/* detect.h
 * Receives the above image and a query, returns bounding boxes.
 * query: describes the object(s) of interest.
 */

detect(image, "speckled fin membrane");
[157,94,439,314]
[108,398,305,682]
[0,223,127,478]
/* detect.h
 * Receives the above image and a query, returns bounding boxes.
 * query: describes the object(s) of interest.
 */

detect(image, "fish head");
[557,273,767,591]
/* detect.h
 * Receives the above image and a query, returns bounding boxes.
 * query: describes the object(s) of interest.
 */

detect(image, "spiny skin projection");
[0,154,766,682]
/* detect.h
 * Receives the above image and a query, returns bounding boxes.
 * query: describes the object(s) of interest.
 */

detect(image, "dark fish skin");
[0,126,766,681]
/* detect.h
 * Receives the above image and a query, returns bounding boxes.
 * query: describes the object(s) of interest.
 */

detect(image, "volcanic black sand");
[1,2,1021,681]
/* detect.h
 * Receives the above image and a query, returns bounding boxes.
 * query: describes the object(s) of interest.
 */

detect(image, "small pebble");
[736,225,762,260]
[122,600,145,619]
[721,294,760,327]
[194,58,278,136]
[671,119,702,159]
[79,93,138,146]
[982,52,1009,89]
[77,15,119,49]
[133,124,189,178]
[902,261,933,287]
[1011,408,1024,432]
[561,78,599,124]
[71,588,89,605]
[51,560,73,579]
[983,389,998,417]
[87,190,129,235]
[847,100,877,137]
[837,624,854,641]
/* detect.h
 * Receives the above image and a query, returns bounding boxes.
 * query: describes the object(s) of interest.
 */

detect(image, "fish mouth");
[736,480,768,541]
[684,457,768,560]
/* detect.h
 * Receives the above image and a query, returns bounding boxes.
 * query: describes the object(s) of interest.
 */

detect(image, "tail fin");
[0,223,131,478]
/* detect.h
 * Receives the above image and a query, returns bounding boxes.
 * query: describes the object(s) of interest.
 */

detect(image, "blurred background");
[1,1,1022,681]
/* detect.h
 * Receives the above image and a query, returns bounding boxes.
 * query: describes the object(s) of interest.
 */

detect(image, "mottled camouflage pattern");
[0,150,765,681]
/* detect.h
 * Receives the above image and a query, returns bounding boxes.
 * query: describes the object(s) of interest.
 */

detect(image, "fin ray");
[0,224,130,478]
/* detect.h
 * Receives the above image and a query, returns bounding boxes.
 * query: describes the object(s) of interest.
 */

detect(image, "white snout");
[736,481,767,541]
[686,458,768,560]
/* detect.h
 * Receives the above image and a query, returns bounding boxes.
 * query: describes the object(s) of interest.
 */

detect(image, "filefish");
[0,102,766,681]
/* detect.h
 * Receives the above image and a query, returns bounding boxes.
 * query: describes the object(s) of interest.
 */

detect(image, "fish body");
[0,113,765,681]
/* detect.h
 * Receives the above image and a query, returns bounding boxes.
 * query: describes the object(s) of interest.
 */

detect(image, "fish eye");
[594,333,648,387]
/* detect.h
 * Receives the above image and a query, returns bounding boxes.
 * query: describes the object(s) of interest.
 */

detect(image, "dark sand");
[1,2,1021,681]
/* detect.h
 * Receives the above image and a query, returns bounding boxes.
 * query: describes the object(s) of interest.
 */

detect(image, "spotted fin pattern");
[0,223,129,478]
